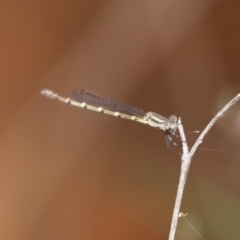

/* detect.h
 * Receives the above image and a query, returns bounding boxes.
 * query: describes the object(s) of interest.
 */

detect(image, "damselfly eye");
[169,115,177,123]
[168,115,178,130]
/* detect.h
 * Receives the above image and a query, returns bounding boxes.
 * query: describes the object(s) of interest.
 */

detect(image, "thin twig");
[168,93,240,240]
[189,94,240,158]
[169,118,190,240]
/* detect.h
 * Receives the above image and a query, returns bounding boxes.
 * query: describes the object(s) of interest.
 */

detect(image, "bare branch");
[168,93,240,240]
[189,93,240,158]
[169,118,191,240]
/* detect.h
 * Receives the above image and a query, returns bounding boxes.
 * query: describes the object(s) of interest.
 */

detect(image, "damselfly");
[41,89,179,147]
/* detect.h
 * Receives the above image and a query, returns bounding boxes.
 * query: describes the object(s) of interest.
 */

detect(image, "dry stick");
[189,94,240,158]
[168,93,240,240]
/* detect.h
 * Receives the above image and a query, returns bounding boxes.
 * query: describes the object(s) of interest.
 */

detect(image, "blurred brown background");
[1,0,240,239]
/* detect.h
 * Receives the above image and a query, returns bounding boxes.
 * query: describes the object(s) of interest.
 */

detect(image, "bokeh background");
[1,0,240,239]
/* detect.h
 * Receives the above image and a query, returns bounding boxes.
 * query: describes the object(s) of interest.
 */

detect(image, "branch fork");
[168,93,240,240]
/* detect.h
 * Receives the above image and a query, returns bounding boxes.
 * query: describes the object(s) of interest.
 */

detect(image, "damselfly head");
[168,115,178,132]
